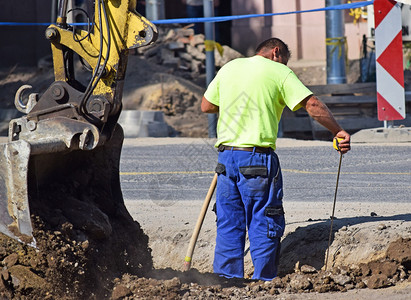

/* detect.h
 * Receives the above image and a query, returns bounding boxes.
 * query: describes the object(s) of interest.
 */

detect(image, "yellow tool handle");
[333,137,344,151]
[183,173,218,272]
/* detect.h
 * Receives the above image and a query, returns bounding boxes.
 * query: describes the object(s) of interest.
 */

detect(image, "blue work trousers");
[213,148,285,281]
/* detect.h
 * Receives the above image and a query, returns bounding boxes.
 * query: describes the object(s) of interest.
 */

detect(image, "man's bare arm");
[201,96,219,113]
[301,95,351,153]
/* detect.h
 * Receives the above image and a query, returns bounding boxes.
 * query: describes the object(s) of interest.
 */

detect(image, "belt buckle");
[218,144,225,152]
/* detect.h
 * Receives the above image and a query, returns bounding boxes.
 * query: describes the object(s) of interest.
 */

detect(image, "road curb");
[352,127,411,143]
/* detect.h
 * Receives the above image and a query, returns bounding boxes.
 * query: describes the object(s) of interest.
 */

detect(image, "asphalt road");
[119,138,411,205]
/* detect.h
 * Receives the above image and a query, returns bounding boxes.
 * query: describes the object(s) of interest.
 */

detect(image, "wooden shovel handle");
[183,173,218,271]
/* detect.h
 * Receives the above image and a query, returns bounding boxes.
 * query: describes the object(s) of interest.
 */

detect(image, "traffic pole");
[325,0,347,84]
[203,0,217,138]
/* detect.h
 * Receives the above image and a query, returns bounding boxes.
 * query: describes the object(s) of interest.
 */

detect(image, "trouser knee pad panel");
[265,206,285,238]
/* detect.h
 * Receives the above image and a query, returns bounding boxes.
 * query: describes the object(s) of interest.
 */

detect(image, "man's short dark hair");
[255,38,291,59]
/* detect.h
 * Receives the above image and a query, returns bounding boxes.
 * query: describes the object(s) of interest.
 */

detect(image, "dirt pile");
[122,69,209,137]
[135,25,243,82]
[109,237,411,299]
[0,216,151,299]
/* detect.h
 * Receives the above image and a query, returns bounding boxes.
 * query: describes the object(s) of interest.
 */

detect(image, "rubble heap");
[110,237,411,299]
[136,25,243,82]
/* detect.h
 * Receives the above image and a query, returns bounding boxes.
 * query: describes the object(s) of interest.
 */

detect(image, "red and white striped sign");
[374,0,405,121]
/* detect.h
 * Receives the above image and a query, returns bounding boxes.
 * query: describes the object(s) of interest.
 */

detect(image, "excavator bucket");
[0,125,124,246]
[0,0,157,244]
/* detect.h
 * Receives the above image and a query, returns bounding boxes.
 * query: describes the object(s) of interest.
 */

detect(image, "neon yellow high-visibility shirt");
[204,55,313,150]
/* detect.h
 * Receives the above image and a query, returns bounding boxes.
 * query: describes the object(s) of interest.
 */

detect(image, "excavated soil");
[111,238,411,299]
[2,228,410,299]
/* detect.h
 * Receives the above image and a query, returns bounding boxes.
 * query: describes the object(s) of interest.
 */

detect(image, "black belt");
[218,145,272,154]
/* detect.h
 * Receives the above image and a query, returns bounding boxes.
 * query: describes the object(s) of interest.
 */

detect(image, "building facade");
[230,0,368,61]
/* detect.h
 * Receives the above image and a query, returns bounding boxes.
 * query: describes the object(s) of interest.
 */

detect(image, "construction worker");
[201,37,351,281]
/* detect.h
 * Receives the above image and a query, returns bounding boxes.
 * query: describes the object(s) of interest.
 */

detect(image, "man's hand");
[334,130,351,154]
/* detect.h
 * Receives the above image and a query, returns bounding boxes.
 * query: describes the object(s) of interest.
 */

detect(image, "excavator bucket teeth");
[0,140,34,245]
